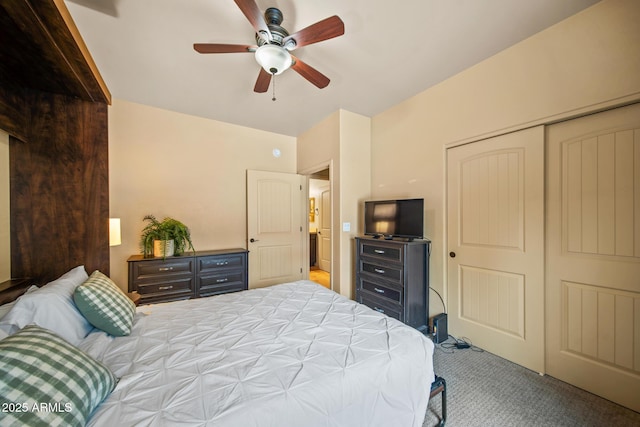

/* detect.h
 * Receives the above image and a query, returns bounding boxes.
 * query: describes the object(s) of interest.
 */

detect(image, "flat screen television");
[364,198,424,240]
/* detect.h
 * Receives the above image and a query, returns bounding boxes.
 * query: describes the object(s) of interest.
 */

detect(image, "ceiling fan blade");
[194,43,256,54]
[254,68,272,93]
[234,0,272,41]
[283,16,344,50]
[291,56,330,89]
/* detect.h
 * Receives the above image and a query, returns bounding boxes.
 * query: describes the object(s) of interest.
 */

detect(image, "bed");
[0,267,435,426]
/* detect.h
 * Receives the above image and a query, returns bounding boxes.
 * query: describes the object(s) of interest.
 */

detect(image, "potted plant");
[140,215,195,258]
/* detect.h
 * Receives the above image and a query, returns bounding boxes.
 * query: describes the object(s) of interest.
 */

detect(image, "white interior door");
[247,170,304,289]
[447,126,545,373]
[546,103,640,412]
[318,189,331,273]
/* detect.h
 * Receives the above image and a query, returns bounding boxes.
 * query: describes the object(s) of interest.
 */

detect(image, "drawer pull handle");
[374,287,385,294]
[158,267,174,272]
[216,261,229,266]
[158,285,173,290]
[374,249,385,254]
[374,268,386,274]
[373,307,385,314]
[216,278,228,283]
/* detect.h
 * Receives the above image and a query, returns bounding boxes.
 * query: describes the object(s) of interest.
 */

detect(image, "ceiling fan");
[194,0,345,94]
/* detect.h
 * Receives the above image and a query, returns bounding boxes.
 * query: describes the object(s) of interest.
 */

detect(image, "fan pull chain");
[272,73,277,101]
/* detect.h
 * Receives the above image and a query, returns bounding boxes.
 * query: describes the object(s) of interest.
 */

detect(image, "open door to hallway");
[308,168,331,289]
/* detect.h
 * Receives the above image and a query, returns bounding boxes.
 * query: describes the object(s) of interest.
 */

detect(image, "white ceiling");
[65,0,600,137]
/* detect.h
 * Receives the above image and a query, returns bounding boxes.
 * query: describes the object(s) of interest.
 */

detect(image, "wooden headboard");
[0,0,111,284]
[0,279,38,306]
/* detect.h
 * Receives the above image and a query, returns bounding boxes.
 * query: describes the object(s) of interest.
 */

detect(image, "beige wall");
[297,110,371,299]
[108,99,296,291]
[338,111,371,295]
[371,0,640,316]
[0,130,9,281]
[297,111,341,293]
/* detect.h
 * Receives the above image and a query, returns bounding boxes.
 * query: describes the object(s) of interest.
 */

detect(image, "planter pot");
[153,239,175,258]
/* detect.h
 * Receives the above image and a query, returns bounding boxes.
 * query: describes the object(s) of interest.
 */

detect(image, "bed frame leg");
[429,375,447,427]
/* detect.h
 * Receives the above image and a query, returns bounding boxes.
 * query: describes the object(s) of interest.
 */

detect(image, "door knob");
[449,252,456,258]
[250,238,259,243]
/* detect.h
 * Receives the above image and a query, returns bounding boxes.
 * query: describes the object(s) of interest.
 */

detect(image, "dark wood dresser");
[355,237,429,332]
[128,248,248,305]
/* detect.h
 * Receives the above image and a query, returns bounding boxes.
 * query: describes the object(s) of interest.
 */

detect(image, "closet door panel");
[546,102,640,413]
[447,126,545,373]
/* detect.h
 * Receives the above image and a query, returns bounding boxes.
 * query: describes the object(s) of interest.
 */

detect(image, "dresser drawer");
[360,242,402,263]
[360,261,403,284]
[358,294,403,321]
[199,282,245,298]
[198,270,246,297]
[131,258,193,282]
[359,278,402,304]
[135,277,194,304]
[197,253,246,273]
[136,277,193,295]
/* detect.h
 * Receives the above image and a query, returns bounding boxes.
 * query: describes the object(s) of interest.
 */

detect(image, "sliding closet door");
[447,126,545,373]
[546,103,640,412]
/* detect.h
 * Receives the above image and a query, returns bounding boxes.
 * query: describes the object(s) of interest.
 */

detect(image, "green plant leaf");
[139,215,195,258]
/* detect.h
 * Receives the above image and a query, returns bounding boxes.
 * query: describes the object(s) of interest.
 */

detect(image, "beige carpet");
[423,340,640,426]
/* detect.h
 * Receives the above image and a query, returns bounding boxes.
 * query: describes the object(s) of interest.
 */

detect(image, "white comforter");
[82,281,434,427]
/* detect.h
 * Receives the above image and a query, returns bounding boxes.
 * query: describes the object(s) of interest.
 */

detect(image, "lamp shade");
[254,45,292,75]
[109,218,121,246]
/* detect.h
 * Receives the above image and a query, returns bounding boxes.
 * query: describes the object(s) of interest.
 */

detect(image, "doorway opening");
[308,167,331,290]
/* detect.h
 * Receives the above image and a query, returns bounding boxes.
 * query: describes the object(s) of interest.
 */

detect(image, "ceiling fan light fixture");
[255,44,292,75]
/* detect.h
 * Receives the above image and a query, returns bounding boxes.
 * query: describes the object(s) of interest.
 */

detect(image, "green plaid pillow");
[0,325,116,427]
[73,271,136,337]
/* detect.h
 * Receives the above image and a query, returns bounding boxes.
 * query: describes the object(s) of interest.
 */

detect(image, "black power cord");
[439,334,484,353]
[429,287,446,314]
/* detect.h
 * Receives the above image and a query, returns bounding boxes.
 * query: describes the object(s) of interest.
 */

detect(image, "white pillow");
[0,285,39,320]
[0,266,93,345]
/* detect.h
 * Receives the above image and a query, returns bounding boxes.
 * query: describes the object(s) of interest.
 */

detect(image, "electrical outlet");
[342,222,351,232]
